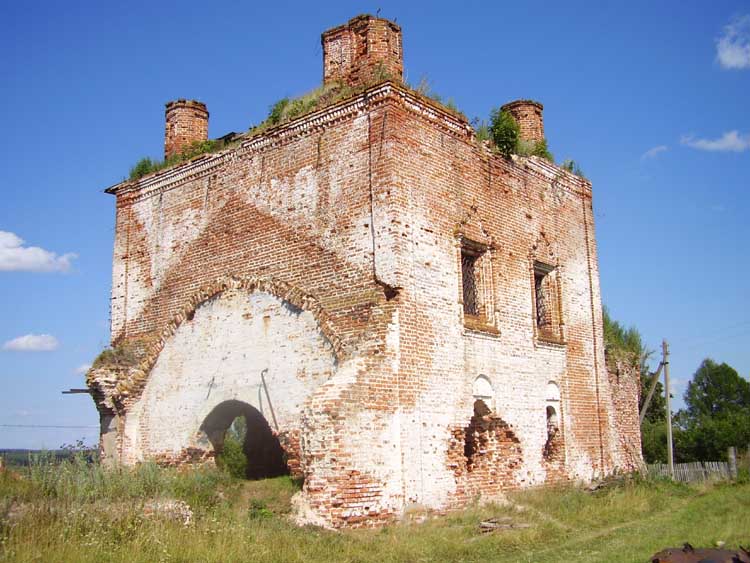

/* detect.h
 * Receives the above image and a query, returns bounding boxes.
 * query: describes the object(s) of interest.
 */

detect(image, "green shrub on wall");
[488,109,520,157]
[487,109,554,163]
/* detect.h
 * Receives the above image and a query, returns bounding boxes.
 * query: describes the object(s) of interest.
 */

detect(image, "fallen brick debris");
[478,517,531,533]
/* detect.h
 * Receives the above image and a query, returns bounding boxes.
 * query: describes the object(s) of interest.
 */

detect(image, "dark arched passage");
[200,400,289,479]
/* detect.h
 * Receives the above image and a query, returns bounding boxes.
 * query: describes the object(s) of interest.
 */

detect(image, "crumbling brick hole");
[462,399,522,473]
[543,405,562,460]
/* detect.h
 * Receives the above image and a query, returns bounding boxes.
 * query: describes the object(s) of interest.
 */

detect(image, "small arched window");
[472,375,494,411]
[545,381,560,435]
[473,375,493,398]
[546,405,558,430]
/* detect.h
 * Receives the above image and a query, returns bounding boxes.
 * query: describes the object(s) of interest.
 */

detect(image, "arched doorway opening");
[200,400,289,479]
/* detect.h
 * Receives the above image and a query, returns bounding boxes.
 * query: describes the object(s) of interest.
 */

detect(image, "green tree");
[489,109,520,157]
[602,307,666,423]
[640,419,668,463]
[216,416,248,479]
[676,359,750,461]
[684,359,750,418]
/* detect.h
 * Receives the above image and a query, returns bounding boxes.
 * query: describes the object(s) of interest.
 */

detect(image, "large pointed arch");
[113,275,344,404]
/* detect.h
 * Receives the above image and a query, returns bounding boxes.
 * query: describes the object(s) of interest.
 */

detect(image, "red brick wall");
[606,359,644,471]
[322,15,403,87]
[98,82,641,527]
[501,100,545,142]
[164,99,209,159]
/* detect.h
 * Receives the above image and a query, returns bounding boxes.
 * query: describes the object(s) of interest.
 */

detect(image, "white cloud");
[641,145,668,159]
[717,14,750,69]
[0,231,77,273]
[3,334,60,352]
[74,363,92,375]
[680,131,750,152]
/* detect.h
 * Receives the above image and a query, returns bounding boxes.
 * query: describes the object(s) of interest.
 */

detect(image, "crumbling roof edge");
[104,81,473,198]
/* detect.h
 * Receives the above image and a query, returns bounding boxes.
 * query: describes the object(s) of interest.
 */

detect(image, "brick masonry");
[88,15,643,528]
[164,99,209,159]
[501,100,545,143]
[322,15,403,87]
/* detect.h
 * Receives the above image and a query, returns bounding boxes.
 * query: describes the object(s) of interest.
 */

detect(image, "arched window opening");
[545,381,561,436]
[472,375,494,410]
[201,400,289,480]
[546,405,559,436]
[543,382,562,461]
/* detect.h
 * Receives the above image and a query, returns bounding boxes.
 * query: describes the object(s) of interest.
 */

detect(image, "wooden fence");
[646,461,731,482]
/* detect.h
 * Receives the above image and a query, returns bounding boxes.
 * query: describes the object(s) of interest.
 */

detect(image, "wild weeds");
[1,458,748,563]
[7,452,233,509]
[128,138,236,181]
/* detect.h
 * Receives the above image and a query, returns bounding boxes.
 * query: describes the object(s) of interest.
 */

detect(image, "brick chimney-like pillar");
[164,99,209,160]
[322,15,403,88]
[501,100,545,143]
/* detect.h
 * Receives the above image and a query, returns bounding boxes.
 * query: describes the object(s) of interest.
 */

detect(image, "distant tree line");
[603,309,750,463]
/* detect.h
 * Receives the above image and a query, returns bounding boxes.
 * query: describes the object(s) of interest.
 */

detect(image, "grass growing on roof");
[128,139,237,181]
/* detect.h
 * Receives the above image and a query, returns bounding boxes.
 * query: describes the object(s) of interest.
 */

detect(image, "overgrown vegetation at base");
[1,454,749,563]
[215,417,248,479]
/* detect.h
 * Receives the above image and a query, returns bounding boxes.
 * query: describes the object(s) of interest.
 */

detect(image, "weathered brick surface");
[164,99,209,159]
[322,15,403,87]
[90,17,642,528]
[605,360,644,471]
[501,100,545,143]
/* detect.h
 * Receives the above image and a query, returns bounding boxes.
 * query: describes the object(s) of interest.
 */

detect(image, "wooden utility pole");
[639,358,665,424]
[663,339,675,479]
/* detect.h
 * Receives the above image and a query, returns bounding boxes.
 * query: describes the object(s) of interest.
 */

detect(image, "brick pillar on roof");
[322,15,403,88]
[164,99,209,160]
[501,100,545,143]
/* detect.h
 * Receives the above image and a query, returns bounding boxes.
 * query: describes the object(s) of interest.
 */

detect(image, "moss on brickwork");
[92,338,149,370]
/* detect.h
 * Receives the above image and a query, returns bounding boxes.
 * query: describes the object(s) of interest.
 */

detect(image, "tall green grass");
[1,457,749,563]
[3,452,233,509]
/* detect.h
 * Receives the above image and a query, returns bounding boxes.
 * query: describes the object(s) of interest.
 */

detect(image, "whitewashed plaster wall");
[122,289,336,463]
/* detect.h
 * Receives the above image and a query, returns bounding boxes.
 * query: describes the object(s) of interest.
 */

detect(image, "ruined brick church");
[88,15,642,527]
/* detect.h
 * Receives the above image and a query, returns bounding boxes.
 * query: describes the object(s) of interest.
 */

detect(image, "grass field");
[1,455,748,562]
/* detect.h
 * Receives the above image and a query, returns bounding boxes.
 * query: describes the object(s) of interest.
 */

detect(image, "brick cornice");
[106,82,474,203]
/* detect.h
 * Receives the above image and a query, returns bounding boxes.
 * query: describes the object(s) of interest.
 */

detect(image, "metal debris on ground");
[650,542,750,563]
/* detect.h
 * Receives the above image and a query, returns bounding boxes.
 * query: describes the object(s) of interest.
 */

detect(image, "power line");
[0,424,98,429]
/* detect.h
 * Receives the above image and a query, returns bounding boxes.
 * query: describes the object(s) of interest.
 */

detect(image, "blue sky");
[1,1,748,449]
